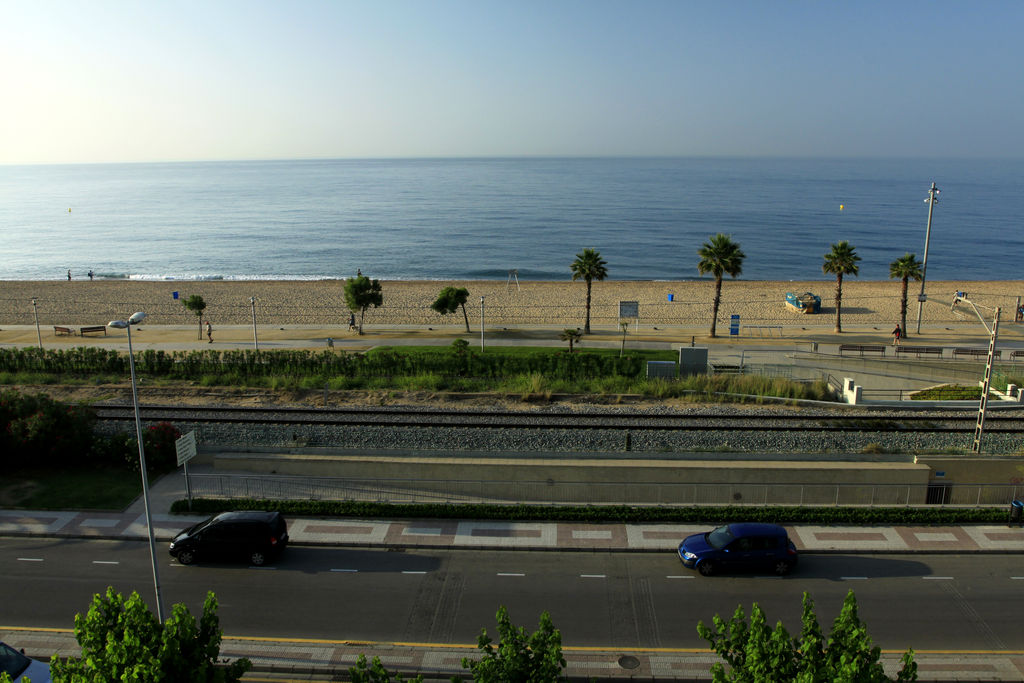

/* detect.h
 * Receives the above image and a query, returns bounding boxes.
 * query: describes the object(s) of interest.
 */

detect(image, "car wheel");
[697,560,716,576]
[774,560,793,576]
[176,550,195,565]
[250,550,266,566]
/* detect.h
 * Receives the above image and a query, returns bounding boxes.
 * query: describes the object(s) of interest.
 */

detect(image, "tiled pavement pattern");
[2,509,1023,553]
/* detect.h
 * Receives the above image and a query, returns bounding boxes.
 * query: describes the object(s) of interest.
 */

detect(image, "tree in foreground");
[431,286,471,332]
[49,586,250,683]
[344,273,384,335]
[697,590,916,682]
[889,253,923,338]
[559,327,582,353]
[822,241,861,333]
[183,294,207,341]
[570,248,608,334]
[697,233,745,338]
[460,605,566,682]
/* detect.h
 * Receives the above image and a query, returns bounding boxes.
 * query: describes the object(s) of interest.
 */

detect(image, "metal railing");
[184,474,1020,508]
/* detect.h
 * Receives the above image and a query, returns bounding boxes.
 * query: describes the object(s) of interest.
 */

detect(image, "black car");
[169,511,288,566]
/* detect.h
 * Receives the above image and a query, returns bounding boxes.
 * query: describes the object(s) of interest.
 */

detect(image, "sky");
[2,0,1023,164]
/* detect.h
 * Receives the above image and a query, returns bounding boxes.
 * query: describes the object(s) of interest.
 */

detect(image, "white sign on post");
[175,430,197,467]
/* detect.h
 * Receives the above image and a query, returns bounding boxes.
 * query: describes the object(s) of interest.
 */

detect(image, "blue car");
[678,523,798,576]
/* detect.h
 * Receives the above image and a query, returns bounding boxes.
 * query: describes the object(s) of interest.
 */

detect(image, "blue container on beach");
[667,293,674,301]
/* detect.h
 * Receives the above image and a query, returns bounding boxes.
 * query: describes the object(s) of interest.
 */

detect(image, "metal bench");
[1011,350,1024,361]
[53,326,74,336]
[953,347,1001,360]
[838,344,886,357]
[894,345,943,359]
[79,325,107,336]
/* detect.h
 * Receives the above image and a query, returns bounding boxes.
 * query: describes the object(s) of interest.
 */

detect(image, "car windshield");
[706,525,735,550]
[0,642,31,680]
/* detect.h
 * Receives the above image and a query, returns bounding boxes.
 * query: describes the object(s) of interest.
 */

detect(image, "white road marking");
[93,560,119,565]
[580,574,606,578]
[1011,577,1024,580]
[666,575,694,579]
[923,576,953,580]
[17,558,43,562]
[497,572,525,577]
[331,568,358,573]
[402,571,426,575]
[249,566,277,570]
[841,576,869,580]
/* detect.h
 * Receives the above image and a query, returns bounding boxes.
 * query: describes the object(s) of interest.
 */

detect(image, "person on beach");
[67,269,71,281]
[891,323,902,346]
[88,269,94,281]
[206,320,213,343]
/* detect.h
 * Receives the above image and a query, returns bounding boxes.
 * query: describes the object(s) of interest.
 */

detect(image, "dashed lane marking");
[330,568,358,573]
[923,576,954,580]
[92,561,119,565]
[580,574,606,579]
[497,573,525,576]
[17,558,43,562]
[666,575,694,579]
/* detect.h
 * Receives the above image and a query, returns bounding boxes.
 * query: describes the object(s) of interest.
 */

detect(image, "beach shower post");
[915,182,940,334]
[107,311,164,623]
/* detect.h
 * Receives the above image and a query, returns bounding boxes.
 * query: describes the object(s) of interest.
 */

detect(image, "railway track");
[92,404,1024,433]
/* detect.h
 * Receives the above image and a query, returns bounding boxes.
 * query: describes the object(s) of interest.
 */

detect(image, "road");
[3,537,1021,652]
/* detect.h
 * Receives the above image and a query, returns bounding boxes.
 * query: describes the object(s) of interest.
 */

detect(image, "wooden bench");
[838,344,886,357]
[894,345,944,359]
[953,347,1001,360]
[53,326,74,336]
[79,325,107,336]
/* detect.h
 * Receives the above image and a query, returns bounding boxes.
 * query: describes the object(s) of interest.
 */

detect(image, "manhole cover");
[617,655,640,670]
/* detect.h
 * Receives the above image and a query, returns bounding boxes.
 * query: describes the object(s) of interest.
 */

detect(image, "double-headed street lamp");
[108,312,164,622]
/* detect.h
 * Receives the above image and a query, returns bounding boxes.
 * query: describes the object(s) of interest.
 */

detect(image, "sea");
[1,157,1021,282]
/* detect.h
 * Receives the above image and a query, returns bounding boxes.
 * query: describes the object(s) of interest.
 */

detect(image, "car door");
[723,536,756,569]
[198,521,237,560]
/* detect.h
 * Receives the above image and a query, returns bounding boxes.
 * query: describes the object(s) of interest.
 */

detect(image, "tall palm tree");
[889,253,923,338]
[570,248,608,334]
[697,233,745,338]
[822,241,861,333]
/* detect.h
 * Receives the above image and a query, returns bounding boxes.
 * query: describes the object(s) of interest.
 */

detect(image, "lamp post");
[480,296,485,351]
[108,312,164,622]
[31,298,42,349]
[915,182,940,334]
[250,296,259,351]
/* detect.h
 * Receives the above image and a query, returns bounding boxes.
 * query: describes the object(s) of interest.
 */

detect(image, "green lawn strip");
[366,345,677,361]
[171,498,1010,525]
[2,467,151,510]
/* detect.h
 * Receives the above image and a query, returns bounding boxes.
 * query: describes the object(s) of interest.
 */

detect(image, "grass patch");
[1,467,145,510]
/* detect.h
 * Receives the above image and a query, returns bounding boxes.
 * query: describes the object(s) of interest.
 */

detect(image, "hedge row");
[170,498,1011,525]
[0,347,648,380]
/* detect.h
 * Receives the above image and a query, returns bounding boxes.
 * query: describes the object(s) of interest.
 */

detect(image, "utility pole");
[915,182,940,334]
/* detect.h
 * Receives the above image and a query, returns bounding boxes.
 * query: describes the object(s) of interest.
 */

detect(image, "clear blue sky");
[2,1,1022,163]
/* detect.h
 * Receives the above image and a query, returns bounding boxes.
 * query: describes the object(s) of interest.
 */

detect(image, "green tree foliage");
[0,389,96,465]
[349,654,423,683]
[183,295,208,341]
[697,233,746,338]
[344,274,384,335]
[822,241,861,333]
[889,253,923,338]
[570,248,608,334]
[558,328,582,353]
[431,286,471,332]
[697,590,916,683]
[460,605,566,683]
[49,586,250,683]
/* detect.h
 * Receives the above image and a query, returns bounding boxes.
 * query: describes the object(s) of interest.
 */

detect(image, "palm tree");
[570,248,608,334]
[889,253,923,338]
[822,241,861,333]
[559,327,583,352]
[697,233,746,338]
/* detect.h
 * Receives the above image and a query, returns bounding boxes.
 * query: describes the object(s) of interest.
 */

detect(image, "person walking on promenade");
[348,312,356,332]
[206,320,213,343]
[891,323,902,346]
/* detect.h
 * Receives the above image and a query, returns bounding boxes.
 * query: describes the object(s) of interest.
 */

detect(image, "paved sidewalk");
[2,470,1023,554]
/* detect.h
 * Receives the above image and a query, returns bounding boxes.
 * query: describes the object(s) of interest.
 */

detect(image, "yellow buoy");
[839,204,844,211]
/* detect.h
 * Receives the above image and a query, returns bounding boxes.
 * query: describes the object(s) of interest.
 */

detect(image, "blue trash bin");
[1010,500,1023,527]
[667,293,674,302]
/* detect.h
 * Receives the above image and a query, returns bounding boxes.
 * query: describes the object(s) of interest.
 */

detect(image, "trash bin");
[1010,500,1023,528]
[667,293,674,302]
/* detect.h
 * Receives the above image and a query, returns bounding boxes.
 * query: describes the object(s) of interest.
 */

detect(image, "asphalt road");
[3,537,1022,652]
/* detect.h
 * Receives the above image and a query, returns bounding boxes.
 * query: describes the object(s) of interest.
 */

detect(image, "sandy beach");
[2,279,1022,333]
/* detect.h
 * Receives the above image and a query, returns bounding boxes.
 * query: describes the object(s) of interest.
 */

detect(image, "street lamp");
[108,312,164,622]
[31,298,42,350]
[480,296,485,351]
[915,182,940,334]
